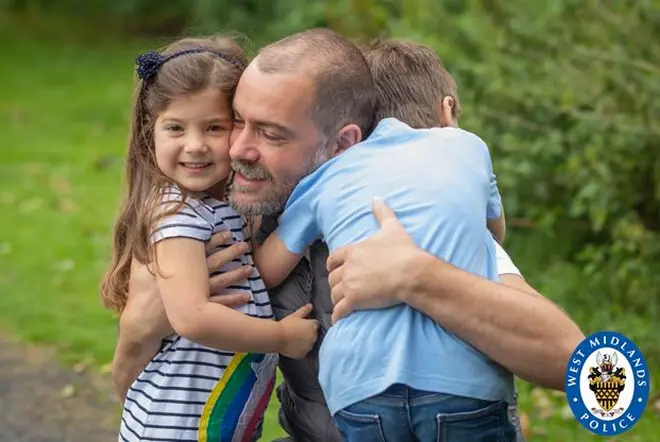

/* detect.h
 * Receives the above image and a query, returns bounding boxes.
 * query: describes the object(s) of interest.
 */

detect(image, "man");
[113,28,584,441]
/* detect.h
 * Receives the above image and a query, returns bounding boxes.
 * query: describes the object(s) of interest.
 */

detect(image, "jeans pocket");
[334,408,386,442]
[436,401,516,442]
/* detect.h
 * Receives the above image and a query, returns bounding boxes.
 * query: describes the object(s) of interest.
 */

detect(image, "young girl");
[100,36,318,442]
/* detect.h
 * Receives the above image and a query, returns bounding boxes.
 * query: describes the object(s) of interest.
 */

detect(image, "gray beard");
[227,142,332,217]
[227,180,293,216]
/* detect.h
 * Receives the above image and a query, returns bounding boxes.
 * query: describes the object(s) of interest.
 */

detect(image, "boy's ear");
[438,96,457,127]
[331,124,362,157]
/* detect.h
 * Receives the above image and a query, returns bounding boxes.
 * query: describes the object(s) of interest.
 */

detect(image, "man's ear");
[331,124,362,157]
[438,96,457,127]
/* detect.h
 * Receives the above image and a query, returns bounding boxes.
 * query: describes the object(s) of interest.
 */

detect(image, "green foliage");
[337,0,660,322]
[5,1,657,309]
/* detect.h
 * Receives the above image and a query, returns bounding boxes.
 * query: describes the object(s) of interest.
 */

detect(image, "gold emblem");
[588,351,626,416]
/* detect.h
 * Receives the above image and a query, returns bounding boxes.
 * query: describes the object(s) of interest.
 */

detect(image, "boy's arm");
[257,180,321,286]
[487,203,506,244]
[253,233,304,288]
[483,139,506,244]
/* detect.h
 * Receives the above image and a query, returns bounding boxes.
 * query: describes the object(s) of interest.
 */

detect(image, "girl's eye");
[208,125,224,132]
[166,125,183,133]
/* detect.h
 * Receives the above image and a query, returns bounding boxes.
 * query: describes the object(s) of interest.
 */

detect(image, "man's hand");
[206,231,254,296]
[327,198,423,323]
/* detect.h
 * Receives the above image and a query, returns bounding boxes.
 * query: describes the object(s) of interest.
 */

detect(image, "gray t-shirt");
[258,215,525,442]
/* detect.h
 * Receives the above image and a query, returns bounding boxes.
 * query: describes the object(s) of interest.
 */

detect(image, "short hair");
[361,38,461,128]
[256,28,376,140]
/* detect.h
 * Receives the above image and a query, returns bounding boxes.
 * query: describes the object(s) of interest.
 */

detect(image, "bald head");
[255,28,376,140]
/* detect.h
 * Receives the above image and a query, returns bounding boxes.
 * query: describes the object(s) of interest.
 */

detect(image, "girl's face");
[153,88,233,198]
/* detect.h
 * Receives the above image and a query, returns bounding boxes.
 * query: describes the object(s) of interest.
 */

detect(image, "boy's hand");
[277,304,319,359]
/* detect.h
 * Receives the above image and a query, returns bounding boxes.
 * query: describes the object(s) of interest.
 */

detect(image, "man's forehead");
[234,65,314,119]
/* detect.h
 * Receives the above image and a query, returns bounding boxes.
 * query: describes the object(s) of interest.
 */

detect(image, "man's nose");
[229,127,260,162]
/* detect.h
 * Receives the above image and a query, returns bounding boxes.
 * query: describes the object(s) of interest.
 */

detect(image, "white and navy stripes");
[119,187,276,442]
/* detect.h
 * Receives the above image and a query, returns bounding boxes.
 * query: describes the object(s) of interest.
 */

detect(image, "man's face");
[228,62,328,216]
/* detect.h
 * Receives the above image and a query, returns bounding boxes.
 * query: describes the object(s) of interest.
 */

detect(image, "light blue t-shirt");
[275,118,514,415]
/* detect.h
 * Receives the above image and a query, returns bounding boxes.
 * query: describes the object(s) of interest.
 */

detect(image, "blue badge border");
[565,330,650,436]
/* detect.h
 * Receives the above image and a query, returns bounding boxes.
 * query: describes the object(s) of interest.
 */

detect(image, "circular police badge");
[565,331,650,436]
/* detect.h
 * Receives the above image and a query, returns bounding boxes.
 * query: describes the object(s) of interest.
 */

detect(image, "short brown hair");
[100,35,247,314]
[362,38,461,128]
[256,28,376,140]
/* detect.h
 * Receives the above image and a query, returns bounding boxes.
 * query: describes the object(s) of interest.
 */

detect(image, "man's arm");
[112,315,163,399]
[327,199,584,392]
[407,254,582,390]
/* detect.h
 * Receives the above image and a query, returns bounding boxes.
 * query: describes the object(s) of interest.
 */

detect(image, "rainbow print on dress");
[199,352,277,442]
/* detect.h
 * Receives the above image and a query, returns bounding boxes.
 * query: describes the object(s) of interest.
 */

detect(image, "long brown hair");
[100,36,247,314]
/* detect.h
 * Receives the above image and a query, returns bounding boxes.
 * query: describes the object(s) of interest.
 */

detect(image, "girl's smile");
[154,88,233,195]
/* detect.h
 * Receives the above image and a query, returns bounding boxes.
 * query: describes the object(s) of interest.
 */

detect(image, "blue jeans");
[333,384,516,442]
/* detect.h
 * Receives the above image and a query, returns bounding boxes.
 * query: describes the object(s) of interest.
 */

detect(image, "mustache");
[231,160,273,181]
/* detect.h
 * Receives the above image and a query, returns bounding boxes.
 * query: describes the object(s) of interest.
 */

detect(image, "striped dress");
[119,187,277,442]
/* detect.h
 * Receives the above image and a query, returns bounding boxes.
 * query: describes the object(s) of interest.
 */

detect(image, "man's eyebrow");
[233,112,294,138]
[232,105,294,137]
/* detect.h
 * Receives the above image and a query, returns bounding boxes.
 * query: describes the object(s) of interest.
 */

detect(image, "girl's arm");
[155,237,287,353]
[253,232,304,288]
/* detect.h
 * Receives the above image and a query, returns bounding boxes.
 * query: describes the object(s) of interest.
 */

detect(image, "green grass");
[0,14,657,441]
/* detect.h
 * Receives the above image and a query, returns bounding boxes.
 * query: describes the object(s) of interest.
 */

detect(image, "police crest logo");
[565,331,650,436]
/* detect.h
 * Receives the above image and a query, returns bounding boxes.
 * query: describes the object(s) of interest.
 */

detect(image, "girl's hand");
[277,304,319,359]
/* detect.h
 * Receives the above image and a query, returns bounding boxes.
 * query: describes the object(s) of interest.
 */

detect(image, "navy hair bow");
[135,51,163,82]
[135,49,242,84]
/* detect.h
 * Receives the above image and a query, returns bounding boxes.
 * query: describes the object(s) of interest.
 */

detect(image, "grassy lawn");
[0,14,657,441]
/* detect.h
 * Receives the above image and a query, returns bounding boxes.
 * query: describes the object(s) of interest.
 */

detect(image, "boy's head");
[361,38,461,129]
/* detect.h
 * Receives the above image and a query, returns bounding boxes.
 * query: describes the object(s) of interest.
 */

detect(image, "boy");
[253,38,514,441]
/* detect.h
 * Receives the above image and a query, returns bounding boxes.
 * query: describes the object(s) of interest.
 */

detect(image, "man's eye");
[263,131,283,142]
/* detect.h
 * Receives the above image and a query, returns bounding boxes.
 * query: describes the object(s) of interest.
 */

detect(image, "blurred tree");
[4,0,659,321]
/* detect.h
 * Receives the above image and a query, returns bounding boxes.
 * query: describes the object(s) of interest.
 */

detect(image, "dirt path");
[0,335,119,442]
